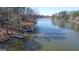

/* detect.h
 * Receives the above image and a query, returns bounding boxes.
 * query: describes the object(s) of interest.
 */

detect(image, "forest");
[52,10,79,23]
[0,7,38,42]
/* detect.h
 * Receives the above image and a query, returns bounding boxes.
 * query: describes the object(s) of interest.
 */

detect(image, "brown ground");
[0,20,35,42]
[0,28,17,42]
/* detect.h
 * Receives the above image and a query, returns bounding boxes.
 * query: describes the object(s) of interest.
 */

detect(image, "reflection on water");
[66,22,79,32]
[36,18,79,51]
[0,18,79,51]
[0,37,42,51]
[52,19,79,32]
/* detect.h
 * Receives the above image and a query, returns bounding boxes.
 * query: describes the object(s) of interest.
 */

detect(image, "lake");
[1,18,79,51]
[30,18,79,51]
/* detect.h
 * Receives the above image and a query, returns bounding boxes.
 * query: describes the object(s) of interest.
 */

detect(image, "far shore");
[67,20,79,24]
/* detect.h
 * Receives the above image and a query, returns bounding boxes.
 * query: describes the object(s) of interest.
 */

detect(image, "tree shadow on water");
[24,40,42,51]
[34,34,66,42]
[0,36,42,51]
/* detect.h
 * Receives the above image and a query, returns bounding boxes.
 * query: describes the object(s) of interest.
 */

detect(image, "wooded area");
[0,7,37,42]
[52,10,79,23]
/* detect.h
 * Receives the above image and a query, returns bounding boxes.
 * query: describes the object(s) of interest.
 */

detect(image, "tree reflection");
[68,22,79,32]
[52,19,79,32]
[24,40,42,51]
[0,34,42,51]
[6,36,42,51]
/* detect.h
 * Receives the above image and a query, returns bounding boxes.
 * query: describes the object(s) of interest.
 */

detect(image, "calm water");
[1,18,79,51]
[32,18,79,51]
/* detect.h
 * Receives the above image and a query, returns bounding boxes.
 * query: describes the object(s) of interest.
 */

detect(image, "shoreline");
[67,20,79,24]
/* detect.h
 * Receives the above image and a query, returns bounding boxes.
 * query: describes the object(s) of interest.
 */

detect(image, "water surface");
[1,18,79,51]
[32,18,79,51]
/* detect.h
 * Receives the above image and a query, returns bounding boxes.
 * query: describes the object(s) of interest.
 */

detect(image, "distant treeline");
[36,15,49,18]
[52,10,79,21]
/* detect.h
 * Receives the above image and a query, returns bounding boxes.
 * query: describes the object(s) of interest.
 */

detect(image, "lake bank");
[67,20,79,24]
[0,18,79,51]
